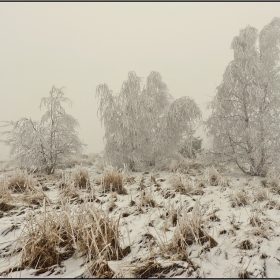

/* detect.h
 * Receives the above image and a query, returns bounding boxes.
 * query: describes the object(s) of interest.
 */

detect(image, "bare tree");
[206,18,280,176]
[1,86,84,174]
[97,71,201,169]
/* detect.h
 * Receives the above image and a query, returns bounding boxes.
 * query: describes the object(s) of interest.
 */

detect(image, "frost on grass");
[72,166,90,189]
[15,202,128,274]
[8,169,36,193]
[159,202,218,260]
[101,166,127,195]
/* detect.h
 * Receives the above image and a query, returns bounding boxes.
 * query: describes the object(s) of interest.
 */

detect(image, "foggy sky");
[1,2,280,160]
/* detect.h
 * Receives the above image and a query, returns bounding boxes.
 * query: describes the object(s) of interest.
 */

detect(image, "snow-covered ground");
[0,161,280,278]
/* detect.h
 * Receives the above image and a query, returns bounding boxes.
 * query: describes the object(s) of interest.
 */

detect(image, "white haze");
[0,2,279,160]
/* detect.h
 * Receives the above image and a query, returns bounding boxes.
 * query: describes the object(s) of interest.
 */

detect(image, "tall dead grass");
[266,170,280,194]
[168,174,204,196]
[0,176,12,201]
[17,201,128,272]
[101,166,127,195]
[58,153,97,169]
[159,202,217,259]
[229,188,250,207]
[72,166,90,189]
[8,169,36,193]
[169,174,193,195]
[203,167,228,187]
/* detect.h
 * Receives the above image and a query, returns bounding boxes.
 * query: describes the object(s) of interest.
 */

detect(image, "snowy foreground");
[0,162,280,278]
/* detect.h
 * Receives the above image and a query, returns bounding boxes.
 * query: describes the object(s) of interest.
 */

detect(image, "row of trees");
[2,17,280,176]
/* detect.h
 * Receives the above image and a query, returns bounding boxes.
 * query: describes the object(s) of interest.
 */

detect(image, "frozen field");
[0,160,280,278]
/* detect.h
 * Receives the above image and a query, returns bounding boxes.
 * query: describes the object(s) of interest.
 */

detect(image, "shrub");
[1,87,84,175]
[179,135,202,159]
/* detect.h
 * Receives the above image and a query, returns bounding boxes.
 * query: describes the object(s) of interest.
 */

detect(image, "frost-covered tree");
[97,71,201,169]
[96,72,145,169]
[206,18,280,176]
[1,86,84,174]
[160,96,202,158]
[140,71,173,165]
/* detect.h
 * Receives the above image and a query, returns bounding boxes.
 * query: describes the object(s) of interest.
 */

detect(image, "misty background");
[1,2,279,160]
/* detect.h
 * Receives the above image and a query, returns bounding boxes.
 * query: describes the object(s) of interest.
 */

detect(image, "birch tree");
[1,86,84,174]
[97,71,201,169]
[96,72,144,169]
[206,18,280,176]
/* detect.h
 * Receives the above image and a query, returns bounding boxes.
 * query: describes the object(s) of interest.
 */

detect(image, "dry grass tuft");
[58,154,97,169]
[0,176,12,201]
[162,203,217,256]
[101,167,127,195]
[58,171,72,189]
[238,239,253,250]
[19,211,63,269]
[8,169,36,193]
[253,188,270,202]
[169,174,193,195]
[248,208,272,239]
[229,188,250,207]
[203,167,227,187]
[266,170,280,193]
[0,201,16,212]
[84,258,115,278]
[59,183,80,201]
[248,211,262,227]
[161,202,179,229]
[72,166,90,189]
[72,205,126,261]
[252,224,271,239]
[17,201,126,271]
[238,269,250,278]
[96,158,107,174]
[169,158,190,173]
[137,190,157,210]
[203,167,219,186]
[133,260,186,278]
[22,187,47,206]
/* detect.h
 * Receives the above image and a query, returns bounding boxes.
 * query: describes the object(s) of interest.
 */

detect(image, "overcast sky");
[0,2,280,160]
